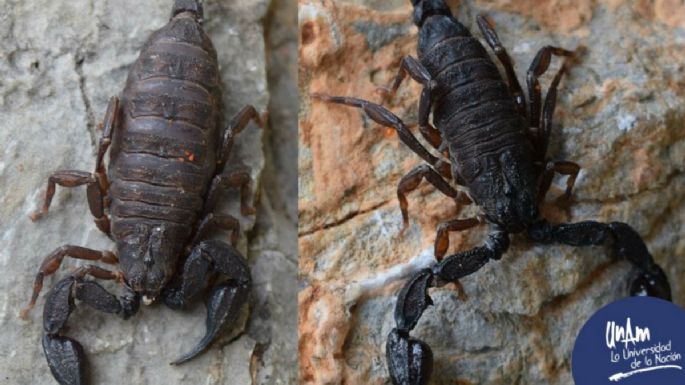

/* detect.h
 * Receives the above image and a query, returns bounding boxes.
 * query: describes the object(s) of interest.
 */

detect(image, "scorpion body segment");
[23,2,264,384]
[416,3,539,232]
[110,7,223,298]
[314,1,672,384]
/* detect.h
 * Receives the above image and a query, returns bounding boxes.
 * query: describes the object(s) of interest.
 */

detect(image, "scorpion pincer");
[313,1,672,384]
[22,1,265,384]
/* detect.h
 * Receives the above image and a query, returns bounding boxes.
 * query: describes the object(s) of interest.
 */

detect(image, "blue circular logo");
[572,297,685,385]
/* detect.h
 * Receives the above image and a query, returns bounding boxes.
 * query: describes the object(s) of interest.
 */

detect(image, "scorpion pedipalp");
[41,272,139,385]
[164,240,251,365]
[387,269,435,384]
[386,328,433,385]
[42,334,86,385]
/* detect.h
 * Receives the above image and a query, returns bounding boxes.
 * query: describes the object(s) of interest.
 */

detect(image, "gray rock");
[0,0,296,384]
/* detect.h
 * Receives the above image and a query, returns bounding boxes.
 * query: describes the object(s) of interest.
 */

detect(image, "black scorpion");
[313,1,672,384]
[21,1,264,384]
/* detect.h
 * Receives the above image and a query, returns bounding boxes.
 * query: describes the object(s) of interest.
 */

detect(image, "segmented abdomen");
[417,15,530,166]
[108,14,222,240]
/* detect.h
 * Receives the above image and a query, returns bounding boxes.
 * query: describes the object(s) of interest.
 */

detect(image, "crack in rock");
[74,53,97,147]
[298,199,390,237]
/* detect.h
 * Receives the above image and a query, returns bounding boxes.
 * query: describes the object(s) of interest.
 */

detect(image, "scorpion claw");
[395,269,434,331]
[171,281,249,365]
[386,269,434,384]
[386,328,433,385]
[42,334,86,385]
[43,277,77,335]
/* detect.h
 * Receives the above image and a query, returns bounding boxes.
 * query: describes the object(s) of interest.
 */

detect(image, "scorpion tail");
[528,220,672,301]
[410,0,453,26]
[172,0,204,22]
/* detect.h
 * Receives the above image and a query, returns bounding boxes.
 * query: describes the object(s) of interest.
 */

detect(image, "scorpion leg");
[536,50,579,161]
[417,91,442,150]
[216,105,265,173]
[532,51,581,202]
[379,56,442,150]
[526,46,575,134]
[203,170,256,216]
[30,170,110,234]
[94,96,118,182]
[190,212,241,247]
[537,160,580,203]
[476,14,527,117]
[388,231,510,385]
[31,97,119,235]
[162,240,251,365]
[528,220,672,300]
[397,164,471,230]
[21,245,118,318]
[383,56,431,97]
[311,94,443,170]
[42,266,138,385]
[434,217,481,260]
[380,56,442,149]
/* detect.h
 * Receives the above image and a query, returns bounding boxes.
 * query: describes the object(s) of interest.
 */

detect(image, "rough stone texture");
[257,0,299,382]
[0,0,296,384]
[299,1,685,384]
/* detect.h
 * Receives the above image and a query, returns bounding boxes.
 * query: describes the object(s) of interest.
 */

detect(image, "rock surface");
[0,0,296,384]
[298,0,685,384]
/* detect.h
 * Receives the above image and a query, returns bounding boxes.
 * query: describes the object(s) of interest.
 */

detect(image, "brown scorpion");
[313,1,672,384]
[21,1,264,384]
